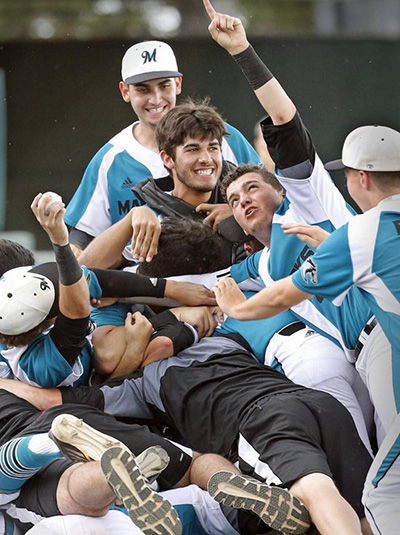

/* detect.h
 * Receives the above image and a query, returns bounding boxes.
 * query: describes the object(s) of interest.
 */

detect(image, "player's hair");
[221,163,282,202]
[0,239,35,277]
[155,97,229,158]
[138,217,232,277]
[368,171,400,190]
[0,318,55,348]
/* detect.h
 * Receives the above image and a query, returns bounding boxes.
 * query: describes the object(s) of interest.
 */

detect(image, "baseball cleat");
[49,413,169,480]
[207,471,311,535]
[101,445,182,535]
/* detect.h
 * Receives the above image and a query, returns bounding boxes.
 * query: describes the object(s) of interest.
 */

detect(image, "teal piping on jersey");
[371,432,400,487]
[3,514,17,535]
[224,123,261,164]
[373,307,400,413]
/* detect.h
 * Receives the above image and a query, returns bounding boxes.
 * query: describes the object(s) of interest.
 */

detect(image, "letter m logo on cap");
[142,48,157,64]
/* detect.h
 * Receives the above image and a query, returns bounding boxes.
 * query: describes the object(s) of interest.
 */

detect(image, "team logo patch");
[142,48,157,64]
[301,258,318,284]
[393,219,400,235]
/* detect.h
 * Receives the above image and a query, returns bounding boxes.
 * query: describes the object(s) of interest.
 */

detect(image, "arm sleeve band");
[149,310,196,354]
[52,243,83,286]
[50,312,90,366]
[232,45,274,90]
[90,268,166,298]
[261,112,316,169]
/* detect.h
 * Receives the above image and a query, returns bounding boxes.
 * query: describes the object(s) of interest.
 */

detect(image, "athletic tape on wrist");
[52,243,83,286]
[233,45,273,90]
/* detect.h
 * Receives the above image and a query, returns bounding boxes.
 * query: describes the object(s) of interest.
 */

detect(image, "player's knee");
[289,472,336,507]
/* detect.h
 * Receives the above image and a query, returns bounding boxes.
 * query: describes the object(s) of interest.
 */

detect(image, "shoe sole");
[101,446,182,535]
[49,414,169,480]
[208,471,310,535]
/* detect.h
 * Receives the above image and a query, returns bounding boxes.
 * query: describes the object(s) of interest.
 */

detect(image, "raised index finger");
[202,0,216,20]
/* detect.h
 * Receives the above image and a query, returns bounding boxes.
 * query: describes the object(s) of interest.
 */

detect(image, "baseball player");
[12,334,373,535]
[117,217,373,453]
[0,193,216,387]
[65,40,260,257]
[199,0,374,448]
[204,2,400,532]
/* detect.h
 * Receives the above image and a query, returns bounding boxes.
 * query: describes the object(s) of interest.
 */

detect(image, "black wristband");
[232,45,273,90]
[52,243,83,286]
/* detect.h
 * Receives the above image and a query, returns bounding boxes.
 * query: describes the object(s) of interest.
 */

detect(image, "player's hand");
[31,192,68,246]
[282,222,330,249]
[171,306,218,338]
[165,280,217,306]
[196,202,232,231]
[212,277,246,316]
[130,206,161,263]
[203,0,249,56]
[124,311,153,347]
[90,296,119,308]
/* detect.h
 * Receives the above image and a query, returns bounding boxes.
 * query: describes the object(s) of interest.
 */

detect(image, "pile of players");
[0,1,398,535]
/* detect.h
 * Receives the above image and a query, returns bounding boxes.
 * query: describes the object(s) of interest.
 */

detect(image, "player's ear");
[160,150,174,170]
[175,76,183,96]
[360,170,372,190]
[119,81,130,102]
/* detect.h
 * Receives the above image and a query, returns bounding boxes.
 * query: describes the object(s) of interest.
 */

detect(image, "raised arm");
[31,193,90,321]
[203,0,296,125]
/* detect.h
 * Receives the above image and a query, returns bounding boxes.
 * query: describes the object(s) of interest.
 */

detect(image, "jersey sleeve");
[264,113,355,228]
[17,332,90,387]
[223,123,261,164]
[65,143,113,235]
[230,250,263,283]
[292,223,354,305]
[261,112,315,172]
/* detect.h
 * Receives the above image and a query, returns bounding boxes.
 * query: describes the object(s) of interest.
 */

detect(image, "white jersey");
[293,194,400,421]
[232,154,372,361]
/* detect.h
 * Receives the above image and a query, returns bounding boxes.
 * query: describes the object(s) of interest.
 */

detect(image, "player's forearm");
[53,243,91,318]
[232,45,296,126]
[230,277,310,320]
[78,214,133,269]
[0,378,62,410]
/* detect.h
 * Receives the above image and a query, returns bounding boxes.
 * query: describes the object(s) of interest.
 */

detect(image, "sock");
[0,433,63,492]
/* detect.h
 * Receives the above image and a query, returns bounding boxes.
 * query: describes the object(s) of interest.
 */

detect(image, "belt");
[277,321,306,337]
[354,317,378,360]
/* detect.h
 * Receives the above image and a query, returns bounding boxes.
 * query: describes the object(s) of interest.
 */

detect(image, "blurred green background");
[0,0,399,252]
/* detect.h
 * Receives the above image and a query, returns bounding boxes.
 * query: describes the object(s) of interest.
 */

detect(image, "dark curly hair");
[0,239,35,277]
[138,217,232,277]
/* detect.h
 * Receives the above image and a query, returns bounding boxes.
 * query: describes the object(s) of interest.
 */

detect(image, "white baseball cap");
[325,125,400,172]
[0,266,55,335]
[121,40,182,85]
